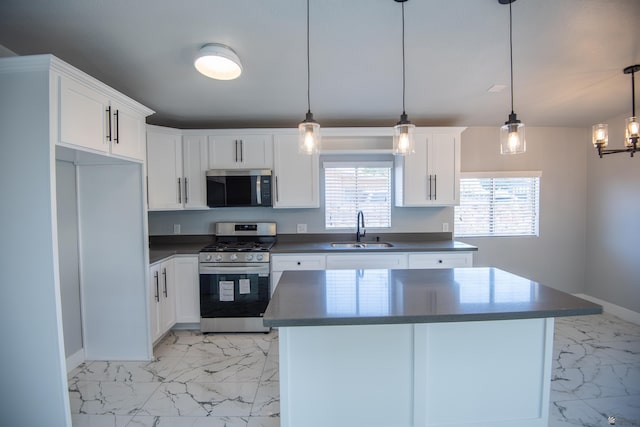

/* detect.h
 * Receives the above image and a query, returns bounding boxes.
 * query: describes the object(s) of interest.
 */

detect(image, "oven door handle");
[200,265,269,275]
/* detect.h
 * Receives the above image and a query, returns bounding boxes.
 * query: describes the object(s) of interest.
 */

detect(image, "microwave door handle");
[256,175,261,205]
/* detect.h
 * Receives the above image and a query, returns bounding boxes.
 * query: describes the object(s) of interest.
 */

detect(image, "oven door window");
[200,272,269,318]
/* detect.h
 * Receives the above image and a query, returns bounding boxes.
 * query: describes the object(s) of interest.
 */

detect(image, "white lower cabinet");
[149,258,176,343]
[408,252,473,269]
[271,254,326,295]
[272,251,473,295]
[173,255,200,323]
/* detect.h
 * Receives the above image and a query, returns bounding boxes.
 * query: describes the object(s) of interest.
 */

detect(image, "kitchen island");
[263,268,602,427]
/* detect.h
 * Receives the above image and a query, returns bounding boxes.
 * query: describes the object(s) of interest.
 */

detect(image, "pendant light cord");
[306,0,311,114]
[401,1,406,115]
[509,0,514,115]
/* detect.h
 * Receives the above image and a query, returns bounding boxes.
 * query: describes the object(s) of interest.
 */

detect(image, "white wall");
[585,114,640,313]
[0,65,71,427]
[56,160,83,358]
[457,127,589,295]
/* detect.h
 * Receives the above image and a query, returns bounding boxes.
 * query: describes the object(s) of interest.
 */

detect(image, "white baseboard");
[66,348,85,373]
[574,293,640,325]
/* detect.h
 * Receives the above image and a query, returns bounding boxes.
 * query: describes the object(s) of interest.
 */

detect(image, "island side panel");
[279,324,415,427]
[414,318,554,427]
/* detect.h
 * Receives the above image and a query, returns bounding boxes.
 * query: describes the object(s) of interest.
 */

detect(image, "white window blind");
[454,172,540,237]
[324,162,392,229]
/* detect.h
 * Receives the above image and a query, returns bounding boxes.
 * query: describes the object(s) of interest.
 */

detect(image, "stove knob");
[214,254,224,262]
[256,254,264,261]
[246,254,254,261]
[204,254,212,261]
[230,253,238,261]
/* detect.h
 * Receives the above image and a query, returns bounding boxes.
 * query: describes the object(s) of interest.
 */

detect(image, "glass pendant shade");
[500,114,526,154]
[393,114,416,155]
[592,124,609,147]
[298,112,321,154]
[625,116,639,148]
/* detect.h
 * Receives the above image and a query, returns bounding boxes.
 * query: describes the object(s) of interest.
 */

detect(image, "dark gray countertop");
[148,233,477,263]
[271,239,476,254]
[263,268,602,327]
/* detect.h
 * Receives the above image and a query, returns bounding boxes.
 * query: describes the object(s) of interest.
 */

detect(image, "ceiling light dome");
[194,43,242,80]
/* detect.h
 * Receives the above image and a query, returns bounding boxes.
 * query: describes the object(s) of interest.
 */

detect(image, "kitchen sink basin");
[330,242,394,249]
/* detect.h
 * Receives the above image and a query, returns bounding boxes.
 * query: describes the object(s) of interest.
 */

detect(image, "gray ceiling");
[1,0,639,130]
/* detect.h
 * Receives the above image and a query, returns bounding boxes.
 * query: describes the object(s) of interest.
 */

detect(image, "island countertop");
[263,267,602,327]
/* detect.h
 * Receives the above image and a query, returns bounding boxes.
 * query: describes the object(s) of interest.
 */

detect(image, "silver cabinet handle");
[275,176,279,202]
[105,106,112,141]
[113,110,119,144]
[427,175,432,200]
[433,174,437,200]
[177,178,182,204]
[162,268,168,298]
[235,140,239,162]
[240,140,244,162]
[154,271,159,302]
[184,177,188,204]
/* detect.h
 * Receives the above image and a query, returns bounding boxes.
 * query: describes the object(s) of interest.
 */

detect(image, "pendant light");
[499,0,526,155]
[393,0,415,156]
[298,0,321,155]
[592,64,640,158]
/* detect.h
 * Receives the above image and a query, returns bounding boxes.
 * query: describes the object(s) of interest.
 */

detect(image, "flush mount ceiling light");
[298,0,321,155]
[194,43,242,80]
[499,0,526,155]
[592,64,640,158]
[392,0,415,156]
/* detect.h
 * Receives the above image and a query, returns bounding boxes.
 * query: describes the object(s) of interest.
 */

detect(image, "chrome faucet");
[356,210,366,242]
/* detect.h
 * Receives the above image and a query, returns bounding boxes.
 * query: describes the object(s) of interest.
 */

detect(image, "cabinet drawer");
[408,252,472,269]
[326,253,408,270]
[272,255,326,271]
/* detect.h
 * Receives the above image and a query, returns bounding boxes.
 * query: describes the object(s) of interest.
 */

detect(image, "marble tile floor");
[68,313,640,427]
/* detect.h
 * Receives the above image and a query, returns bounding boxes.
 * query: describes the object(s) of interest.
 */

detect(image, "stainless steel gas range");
[199,222,276,333]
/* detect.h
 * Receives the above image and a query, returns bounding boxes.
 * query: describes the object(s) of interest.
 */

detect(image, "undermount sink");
[330,242,394,249]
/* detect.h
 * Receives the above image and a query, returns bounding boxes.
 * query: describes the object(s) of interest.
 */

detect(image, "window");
[454,172,540,237]
[324,161,392,229]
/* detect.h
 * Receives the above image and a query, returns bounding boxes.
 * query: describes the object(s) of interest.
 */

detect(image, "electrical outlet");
[296,224,307,233]
[442,223,449,232]
[173,224,181,234]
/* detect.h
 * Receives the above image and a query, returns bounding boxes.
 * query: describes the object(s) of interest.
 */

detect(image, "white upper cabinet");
[147,127,209,210]
[147,126,183,210]
[208,133,273,169]
[273,134,319,208]
[182,135,208,209]
[395,128,464,207]
[58,73,151,162]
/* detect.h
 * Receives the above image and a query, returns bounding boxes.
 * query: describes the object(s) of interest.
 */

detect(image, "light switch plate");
[173,224,181,234]
[442,223,449,232]
[297,224,307,233]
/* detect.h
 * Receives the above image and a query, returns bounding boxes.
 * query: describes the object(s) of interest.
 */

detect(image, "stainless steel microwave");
[206,169,272,208]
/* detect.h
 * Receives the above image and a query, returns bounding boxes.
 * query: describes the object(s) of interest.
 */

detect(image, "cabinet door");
[395,133,429,206]
[149,264,162,343]
[159,259,176,334]
[109,101,146,161]
[182,136,208,209]
[407,252,472,269]
[208,134,273,169]
[325,253,408,270]
[59,76,109,153]
[428,132,458,205]
[395,130,460,207]
[174,256,200,323]
[273,134,320,208]
[147,127,183,210]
